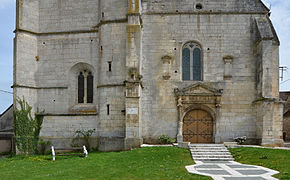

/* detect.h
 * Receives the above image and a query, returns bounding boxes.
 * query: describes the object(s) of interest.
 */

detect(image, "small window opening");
[108,62,112,72]
[107,104,110,115]
[101,46,103,51]
[196,4,203,10]
[102,12,104,18]
[78,71,94,104]
[131,74,135,80]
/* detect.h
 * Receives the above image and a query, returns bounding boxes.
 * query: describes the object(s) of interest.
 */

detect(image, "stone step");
[190,144,225,147]
[191,148,229,151]
[191,152,231,155]
[192,155,233,158]
[194,158,234,161]
[190,149,229,152]
[189,144,234,162]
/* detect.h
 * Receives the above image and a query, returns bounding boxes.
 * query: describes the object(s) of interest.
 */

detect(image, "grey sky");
[0,0,289,114]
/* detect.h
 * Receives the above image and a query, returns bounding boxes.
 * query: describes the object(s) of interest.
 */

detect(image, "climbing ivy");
[14,98,44,154]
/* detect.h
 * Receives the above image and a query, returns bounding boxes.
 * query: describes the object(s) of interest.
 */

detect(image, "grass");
[229,147,290,180]
[0,147,211,180]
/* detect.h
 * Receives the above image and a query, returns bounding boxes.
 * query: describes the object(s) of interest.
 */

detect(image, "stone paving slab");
[186,161,279,180]
[224,177,266,180]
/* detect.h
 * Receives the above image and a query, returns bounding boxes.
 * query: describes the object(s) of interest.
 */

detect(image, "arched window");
[182,42,202,81]
[78,70,94,104]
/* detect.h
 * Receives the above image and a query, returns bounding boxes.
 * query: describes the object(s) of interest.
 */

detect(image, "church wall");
[142,0,268,13]
[97,20,127,150]
[13,0,282,149]
[141,13,259,143]
[99,0,128,21]
[39,115,98,149]
[17,0,39,32]
[39,0,99,33]
[98,24,127,85]
[34,33,98,114]
[14,32,38,112]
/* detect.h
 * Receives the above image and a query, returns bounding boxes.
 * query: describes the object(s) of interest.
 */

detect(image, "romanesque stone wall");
[140,12,260,143]
[99,0,128,21]
[17,0,39,32]
[34,33,98,113]
[14,0,282,148]
[39,0,99,33]
[40,115,98,149]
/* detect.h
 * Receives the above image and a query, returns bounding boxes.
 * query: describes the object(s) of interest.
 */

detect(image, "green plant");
[37,139,51,155]
[71,129,96,151]
[234,136,247,145]
[158,134,175,144]
[14,97,44,154]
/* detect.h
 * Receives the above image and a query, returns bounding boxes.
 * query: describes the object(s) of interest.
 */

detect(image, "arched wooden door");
[183,109,213,143]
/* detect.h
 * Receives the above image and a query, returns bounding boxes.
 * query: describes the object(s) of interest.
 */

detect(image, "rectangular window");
[108,62,112,72]
[107,104,110,115]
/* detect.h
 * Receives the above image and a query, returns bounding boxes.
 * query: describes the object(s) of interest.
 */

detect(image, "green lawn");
[0,147,211,180]
[229,147,290,180]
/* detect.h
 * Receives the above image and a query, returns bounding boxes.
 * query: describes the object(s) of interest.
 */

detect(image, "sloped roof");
[0,105,13,118]
[255,16,280,45]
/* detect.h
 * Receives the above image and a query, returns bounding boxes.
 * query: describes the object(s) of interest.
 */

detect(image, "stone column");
[177,97,183,143]
[124,0,143,150]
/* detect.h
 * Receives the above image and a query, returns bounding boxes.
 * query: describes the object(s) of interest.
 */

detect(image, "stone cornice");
[14,28,98,36]
[12,84,68,90]
[142,11,268,16]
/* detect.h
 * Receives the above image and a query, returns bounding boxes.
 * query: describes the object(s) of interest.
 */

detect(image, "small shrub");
[71,129,96,151]
[234,136,247,145]
[158,134,175,144]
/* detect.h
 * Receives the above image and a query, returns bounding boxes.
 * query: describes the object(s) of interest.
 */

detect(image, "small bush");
[158,134,175,144]
[234,136,247,145]
[37,139,51,155]
[71,129,96,151]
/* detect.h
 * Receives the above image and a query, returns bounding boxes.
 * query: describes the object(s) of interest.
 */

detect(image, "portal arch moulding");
[174,83,223,143]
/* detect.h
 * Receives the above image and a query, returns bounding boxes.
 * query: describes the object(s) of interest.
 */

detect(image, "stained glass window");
[182,48,190,80]
[182,42,202,81]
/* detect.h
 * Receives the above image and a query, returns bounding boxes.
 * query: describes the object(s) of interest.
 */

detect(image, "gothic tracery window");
[78,70,94,104]
[182,42,202,81]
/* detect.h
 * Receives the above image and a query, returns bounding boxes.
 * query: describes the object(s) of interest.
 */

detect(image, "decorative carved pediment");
[174,83,222,96]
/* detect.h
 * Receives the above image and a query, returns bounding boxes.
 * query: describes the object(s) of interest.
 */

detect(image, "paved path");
[186,144,279,180]
[186,160,279,180]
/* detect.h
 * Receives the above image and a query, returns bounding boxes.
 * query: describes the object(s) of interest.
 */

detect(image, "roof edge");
[259,0,270,12]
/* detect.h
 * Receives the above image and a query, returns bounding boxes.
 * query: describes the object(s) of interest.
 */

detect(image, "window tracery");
[182,42,202,81]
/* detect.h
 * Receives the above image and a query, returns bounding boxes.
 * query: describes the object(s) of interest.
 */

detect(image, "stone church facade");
[13,0,284,151]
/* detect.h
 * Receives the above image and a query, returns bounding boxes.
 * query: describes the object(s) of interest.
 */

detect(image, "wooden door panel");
[183,110,213,143]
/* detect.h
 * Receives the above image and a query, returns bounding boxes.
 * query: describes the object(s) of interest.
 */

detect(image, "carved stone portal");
[175,83,222,143]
